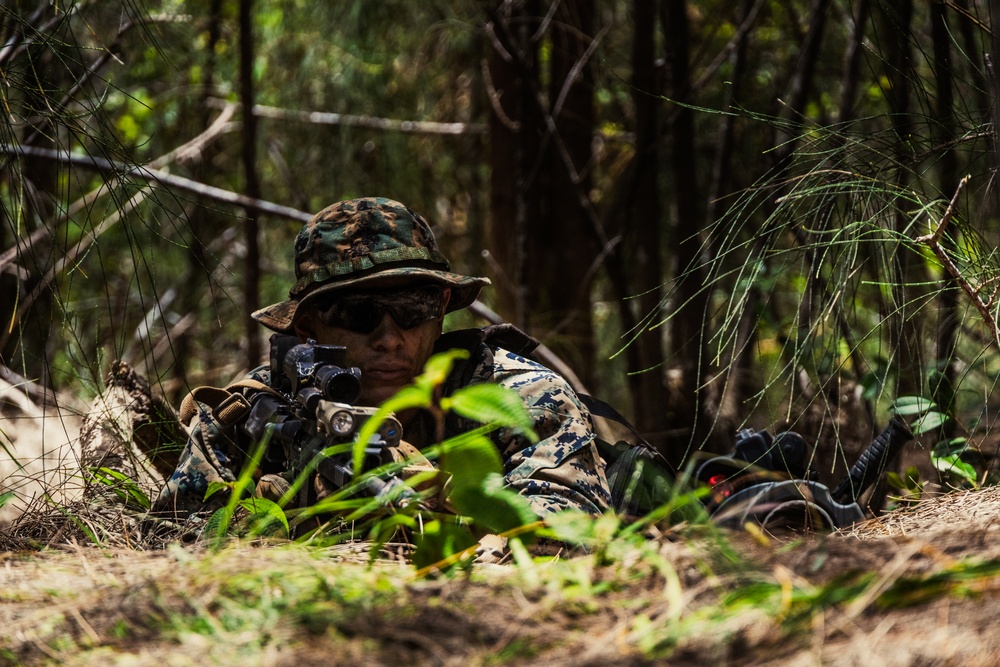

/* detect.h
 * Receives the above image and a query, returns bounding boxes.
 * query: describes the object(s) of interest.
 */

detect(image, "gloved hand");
[256,473,292,503]
[474,533,509,564]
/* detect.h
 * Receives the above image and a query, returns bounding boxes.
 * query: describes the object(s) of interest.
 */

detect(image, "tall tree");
[240,0,262,370]
[930,0,960,435]
[622,0,670,452]
[486,1,600,384]
[663,0,715,460]
[879,0,925,398]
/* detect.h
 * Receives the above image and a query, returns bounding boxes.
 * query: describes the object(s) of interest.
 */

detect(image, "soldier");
[154,196,612,521]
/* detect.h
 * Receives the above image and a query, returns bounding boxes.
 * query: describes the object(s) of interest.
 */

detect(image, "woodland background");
[3,0,1000,482]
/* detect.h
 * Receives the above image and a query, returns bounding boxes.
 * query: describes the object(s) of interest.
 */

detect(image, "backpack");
[580,394,678,517]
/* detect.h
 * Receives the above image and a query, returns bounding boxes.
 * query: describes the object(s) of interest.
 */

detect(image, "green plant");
[203,349,543,569]
[885,465,924,507]
[892,395,980,488]
[86,467,152,510]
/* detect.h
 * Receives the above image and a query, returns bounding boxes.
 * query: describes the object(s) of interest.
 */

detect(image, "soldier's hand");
[256,473,291,503]
[474,533,508,564]
[314,473,338,502]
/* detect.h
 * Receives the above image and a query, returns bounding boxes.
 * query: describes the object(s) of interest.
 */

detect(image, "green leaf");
[932,437,968,458]
[412,519,478,571]
[450,473,538,535]
[932,454,977,485]
[442,383,538,441]
[437,435,537,534]
[205,506,235,542]
[238,497,290,538]
[0,491,13,508]
[88,467,151,509]
[912,411,949,435]
[438,435,502,494]
[414,349,470,391]
[885,471,905,491]
[204,481,232,502]
[892,396,936,416]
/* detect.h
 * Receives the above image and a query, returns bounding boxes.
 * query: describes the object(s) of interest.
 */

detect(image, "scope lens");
[315,365,362,403]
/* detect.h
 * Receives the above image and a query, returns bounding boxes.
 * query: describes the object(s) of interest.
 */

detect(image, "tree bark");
[880,0,924,398]
[240,0,262,370]
[173,0,224,394]
[487,2,526,327]
[662,0,716,462]
[931,0,959,436]
[485,1,600,384]
[532,0,598,380]
[622,0,669,452]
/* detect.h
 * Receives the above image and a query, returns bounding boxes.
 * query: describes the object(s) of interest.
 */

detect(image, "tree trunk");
[240,0,262,370]
[621,0,670,452]
[485,1,598,385]
[881,0,924,399]
[173,0,224,395]
[530,0,598,381]
[662,0,716,462]
[931,0,959,437]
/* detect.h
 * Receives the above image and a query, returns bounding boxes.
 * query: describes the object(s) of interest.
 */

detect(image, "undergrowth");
[4,516,1000,665]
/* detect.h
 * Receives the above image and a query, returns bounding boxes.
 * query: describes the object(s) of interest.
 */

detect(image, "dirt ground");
[3,486,1000,666]
[4,374,1000,665]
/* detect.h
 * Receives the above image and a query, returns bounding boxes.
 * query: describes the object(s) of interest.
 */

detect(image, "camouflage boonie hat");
[252,197,490,334]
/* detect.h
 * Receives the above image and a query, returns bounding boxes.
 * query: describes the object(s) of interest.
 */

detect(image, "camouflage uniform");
[153,325,611,517]
[153,197,611,518]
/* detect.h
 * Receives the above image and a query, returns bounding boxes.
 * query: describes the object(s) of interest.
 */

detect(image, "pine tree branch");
[915,175,1000,346]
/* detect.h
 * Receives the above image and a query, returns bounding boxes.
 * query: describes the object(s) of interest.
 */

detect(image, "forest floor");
[3,484,1000,666]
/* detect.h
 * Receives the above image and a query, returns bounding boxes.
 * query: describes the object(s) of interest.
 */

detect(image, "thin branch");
[480,58,520,131]
[208,98,488,135]
[915,176,999,345]
[552,23,609,119]
[0,104,239,275]
[0,144,312,223]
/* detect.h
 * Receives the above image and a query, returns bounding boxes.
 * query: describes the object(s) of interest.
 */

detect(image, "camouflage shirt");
[153,325,612,518]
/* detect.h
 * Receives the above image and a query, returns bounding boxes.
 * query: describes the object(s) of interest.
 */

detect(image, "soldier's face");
[294,286,451,406]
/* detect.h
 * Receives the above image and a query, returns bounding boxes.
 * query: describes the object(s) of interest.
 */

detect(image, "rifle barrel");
[831,416,913,505]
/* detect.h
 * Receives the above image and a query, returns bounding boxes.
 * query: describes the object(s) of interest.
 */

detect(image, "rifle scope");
[269,334,363,408]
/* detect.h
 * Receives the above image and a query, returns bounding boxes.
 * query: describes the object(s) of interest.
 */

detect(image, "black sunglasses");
[316,285,446,333]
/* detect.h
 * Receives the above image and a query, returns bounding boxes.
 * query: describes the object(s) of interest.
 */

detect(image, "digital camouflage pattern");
[153,330,612,518]
[252,197,490,334]
[157,197,610,521]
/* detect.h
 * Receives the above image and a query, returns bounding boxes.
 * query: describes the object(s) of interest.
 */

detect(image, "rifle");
[242,334,415,510]
[695,417,914,530]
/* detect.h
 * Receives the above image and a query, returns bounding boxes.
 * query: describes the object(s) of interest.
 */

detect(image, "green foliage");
[886,465,924,505]
[236,497,290,539]
[892,394,984,489]
[201,349,543,570]
[86,467,152,510]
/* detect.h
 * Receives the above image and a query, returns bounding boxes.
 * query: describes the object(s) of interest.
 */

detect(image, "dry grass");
[5,384,1000,664]
[2,486,1000,666]
[1,381,85,526]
